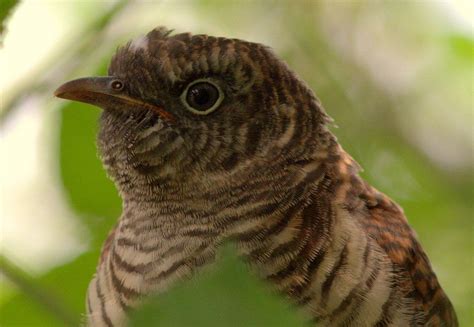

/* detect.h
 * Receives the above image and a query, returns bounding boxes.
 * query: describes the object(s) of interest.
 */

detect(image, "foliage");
[129,246,310,327]
[0,0,18,38]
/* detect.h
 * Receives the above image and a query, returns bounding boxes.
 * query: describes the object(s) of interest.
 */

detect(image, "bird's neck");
[90,134,387,325]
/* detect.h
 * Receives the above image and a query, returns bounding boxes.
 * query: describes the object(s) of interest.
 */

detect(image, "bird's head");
[55,28,332,196]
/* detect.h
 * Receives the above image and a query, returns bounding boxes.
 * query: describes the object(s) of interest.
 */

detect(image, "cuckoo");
[55,28,458,326]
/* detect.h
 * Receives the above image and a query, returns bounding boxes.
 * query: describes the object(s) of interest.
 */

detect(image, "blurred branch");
[0,0,130,126]
[0,0,18,41]
[0,254,77,326]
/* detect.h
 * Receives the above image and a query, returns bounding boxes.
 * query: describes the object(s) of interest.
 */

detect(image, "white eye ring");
[180,78,224,115]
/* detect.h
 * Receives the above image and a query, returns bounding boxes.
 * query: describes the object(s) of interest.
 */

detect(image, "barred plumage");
[55,27,457,326]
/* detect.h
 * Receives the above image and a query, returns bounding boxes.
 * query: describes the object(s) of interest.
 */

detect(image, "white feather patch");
[129,34,149,52]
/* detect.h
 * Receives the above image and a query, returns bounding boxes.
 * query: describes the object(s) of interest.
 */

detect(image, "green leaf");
[0,0,18,38]
[59,101,121,246]
[130,246,311,327]
[446,34,474,62]
[0,252,99,327]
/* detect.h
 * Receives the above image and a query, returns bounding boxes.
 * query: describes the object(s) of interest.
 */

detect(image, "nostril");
[110,80,124,91]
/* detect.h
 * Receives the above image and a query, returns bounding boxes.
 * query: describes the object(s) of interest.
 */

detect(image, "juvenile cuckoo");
[55,28,457,326]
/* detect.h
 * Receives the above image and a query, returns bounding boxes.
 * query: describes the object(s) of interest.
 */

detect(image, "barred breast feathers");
[87,136,456,326]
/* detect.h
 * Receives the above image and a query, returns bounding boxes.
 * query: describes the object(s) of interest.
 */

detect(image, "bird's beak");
[54,76,174,122]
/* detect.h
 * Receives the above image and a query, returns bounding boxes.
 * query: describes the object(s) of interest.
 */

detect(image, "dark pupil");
[186,82,219,111]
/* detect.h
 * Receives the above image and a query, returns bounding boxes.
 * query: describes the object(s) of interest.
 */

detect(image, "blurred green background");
[0,1,472,326]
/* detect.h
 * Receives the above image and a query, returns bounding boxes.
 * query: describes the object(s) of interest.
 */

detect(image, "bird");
[55,27,458,327]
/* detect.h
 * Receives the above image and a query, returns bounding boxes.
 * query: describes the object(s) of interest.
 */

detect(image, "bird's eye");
[181,80,223,115]
[110,80,124,91]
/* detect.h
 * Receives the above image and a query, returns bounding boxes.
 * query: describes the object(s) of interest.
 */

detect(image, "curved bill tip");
[54,80,78,98]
